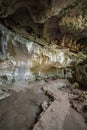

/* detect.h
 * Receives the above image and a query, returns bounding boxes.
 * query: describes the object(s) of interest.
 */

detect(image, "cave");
[0,0,87,130]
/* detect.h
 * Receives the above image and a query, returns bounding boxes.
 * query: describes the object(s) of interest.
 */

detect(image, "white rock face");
[0,24,87,86]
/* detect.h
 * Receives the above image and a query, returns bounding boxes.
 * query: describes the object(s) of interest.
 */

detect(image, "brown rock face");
[0,0,87,43]
[76,64,87,87]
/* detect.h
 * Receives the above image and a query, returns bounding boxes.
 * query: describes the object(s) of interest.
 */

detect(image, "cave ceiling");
[0,0,87,47]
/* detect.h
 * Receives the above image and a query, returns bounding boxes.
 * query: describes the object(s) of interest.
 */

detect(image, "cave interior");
[0,0,87,130]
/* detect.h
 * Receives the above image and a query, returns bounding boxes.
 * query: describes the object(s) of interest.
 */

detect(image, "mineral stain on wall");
[0,24,86,86]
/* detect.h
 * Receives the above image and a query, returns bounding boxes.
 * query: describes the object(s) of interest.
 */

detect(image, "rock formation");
[0,0,87,87]
[0,1,87,130]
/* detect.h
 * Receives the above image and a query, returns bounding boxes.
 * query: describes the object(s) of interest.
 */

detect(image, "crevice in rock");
[31,89,54,130]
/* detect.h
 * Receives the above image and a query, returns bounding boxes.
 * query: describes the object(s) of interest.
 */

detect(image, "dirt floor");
[0,79,87,130]
[0,85,50,130]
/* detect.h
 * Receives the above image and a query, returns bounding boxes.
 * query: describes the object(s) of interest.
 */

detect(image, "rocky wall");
[0,24,87,87]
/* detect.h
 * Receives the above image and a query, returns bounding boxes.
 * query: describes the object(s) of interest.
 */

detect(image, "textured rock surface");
[0,1,87,130]
[0,24,87,86]
[76,63,87,86]
[33,85,87,130]
[0,0,87,42]
[0,81,50,130]
[0,0,87,87]
[33,101,87,130]
[0,79,87,130]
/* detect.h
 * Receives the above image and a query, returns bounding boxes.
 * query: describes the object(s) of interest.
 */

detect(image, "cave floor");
[0,79,87,130]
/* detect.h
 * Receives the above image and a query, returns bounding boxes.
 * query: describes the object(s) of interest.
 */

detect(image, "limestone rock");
[41,101,48,111]
[0,24,87,85]
[76,64,87,87]
[33,90,87,130]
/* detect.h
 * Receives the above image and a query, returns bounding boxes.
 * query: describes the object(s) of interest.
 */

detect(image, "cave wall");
[0,0,87,87]
[0,24,87,87]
